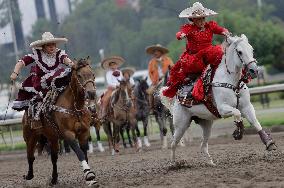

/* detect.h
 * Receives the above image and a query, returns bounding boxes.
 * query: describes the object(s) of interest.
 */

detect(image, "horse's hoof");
[86,180,99,187]
[123,143,127,148]
[208,160,216,166]
[23,174,34,180]
[49,179,58,186]
[85,170,96,181]
[267,142,277,151]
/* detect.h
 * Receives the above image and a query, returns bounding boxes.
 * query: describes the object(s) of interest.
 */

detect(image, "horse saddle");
[177,80,198,108]
[177,66,221,118]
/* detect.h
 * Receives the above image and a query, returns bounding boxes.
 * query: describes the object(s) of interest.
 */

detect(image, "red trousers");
[163,45,223,101]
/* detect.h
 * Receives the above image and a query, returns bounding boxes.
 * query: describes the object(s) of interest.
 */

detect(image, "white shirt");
[106,69,123,87]
[129,77,135,86]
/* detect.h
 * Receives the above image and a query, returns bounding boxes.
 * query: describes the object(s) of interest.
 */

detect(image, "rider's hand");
[176,32,186,40]
[222,30,231,37]
[10,72,18,81]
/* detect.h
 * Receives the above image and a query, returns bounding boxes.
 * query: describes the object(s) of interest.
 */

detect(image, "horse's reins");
[213,40,257,109]
[2,82,14,123]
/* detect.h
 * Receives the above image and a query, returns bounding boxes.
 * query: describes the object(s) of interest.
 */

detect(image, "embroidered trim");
[40,70,57,89]
[51,68,71,89]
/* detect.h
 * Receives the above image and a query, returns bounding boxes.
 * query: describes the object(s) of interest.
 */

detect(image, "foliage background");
[1,0,284,81]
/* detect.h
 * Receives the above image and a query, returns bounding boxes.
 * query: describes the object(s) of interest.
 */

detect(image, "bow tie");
[112,71,120,77]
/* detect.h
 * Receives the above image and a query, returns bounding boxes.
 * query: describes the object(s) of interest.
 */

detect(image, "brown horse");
[103,79,140,154]
[87,98,105,152]
[22,58,98,186]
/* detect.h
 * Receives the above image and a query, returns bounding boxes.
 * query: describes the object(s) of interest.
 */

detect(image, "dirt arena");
[1,132,284,188]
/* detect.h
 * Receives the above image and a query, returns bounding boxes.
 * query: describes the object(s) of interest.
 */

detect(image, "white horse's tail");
[159,86,174,114]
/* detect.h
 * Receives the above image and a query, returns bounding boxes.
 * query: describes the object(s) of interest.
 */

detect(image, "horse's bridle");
[213,40,257,109]
[70,64,96,112]
[224,40,257,75]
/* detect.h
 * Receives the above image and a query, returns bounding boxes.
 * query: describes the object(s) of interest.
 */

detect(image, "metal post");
[0,128,7,145]
[99,49,107,87]
[7,0,19,61]
[9,126,15,149]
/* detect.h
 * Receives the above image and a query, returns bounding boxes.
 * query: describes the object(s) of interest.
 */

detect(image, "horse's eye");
[237,51,242,55]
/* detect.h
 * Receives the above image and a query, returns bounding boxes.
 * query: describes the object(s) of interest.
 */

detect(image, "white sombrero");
[179,2,218,18]
[145,44,169,55]
[30,32,68,48]
[101,56,125,70]
[121,67,136,77]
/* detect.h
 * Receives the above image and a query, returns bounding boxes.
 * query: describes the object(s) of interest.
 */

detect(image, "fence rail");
[1,83,284,148]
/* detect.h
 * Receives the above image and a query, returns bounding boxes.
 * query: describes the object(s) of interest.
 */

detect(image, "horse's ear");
[241,34,248,42]
[86,56,91,63]
[144,76,148,81]
[226,36,235,44]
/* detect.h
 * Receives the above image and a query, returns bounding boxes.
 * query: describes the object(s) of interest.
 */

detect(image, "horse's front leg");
[217,103,244,140]
[22,113,37,181]
[95,125,104,152]
[24,134,38,181]
[49,138,59,185]
[142,118,151,147]
[119,125,127,148]
[64,130,97,186]
[241,103,276,151]
[130,119,141,151]
[103,121,114,154]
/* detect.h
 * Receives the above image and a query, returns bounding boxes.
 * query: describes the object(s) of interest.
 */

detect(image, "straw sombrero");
[145,44,169,55]
[101,56,125,70]
[30,32,68,48]
[121,67,136,77]
[179,2,218,18]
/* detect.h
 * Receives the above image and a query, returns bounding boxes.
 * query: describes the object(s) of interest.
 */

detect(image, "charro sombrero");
[121,67,136,77]
[179,2,218,18]
[101,56,125,70]
[145,44,169,55]
[30,32,68,48]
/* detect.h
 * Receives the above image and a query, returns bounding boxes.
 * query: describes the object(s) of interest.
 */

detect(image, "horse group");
[21,35,276,186]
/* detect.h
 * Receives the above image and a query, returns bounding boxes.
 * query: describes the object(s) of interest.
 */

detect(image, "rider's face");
[192,17,206,28]
[43,43,57,54]
[109,62,118,70]
[153,50,162,59]
[123,72,130,79]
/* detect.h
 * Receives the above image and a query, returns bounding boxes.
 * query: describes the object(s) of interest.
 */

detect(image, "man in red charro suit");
[162,2,230,101]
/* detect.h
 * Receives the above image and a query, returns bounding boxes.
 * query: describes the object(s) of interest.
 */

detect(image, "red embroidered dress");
[12,49,71,111]
[163,21,227,100]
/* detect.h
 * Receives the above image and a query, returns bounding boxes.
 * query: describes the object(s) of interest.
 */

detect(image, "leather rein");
[52,65,95,117]
[212,42,257,109]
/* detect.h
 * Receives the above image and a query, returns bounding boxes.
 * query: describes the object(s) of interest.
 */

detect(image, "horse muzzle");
[246,62,258,79]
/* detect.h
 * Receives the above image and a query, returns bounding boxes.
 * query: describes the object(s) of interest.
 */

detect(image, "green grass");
[0,142,26,152]
[244,112,284,127]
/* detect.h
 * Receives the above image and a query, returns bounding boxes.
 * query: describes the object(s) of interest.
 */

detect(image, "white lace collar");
[41,49,58,67]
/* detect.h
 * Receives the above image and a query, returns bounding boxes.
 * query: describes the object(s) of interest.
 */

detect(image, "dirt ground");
[1,132,284,188]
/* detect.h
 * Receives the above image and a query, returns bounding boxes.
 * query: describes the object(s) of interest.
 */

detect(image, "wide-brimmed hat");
[30,32,68,48]
[121,67,136,77]
[179,2,218,18]
[145,44,169,55]
[101,56,125,70]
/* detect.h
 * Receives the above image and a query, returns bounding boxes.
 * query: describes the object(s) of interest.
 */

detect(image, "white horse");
[161,34,276,164]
